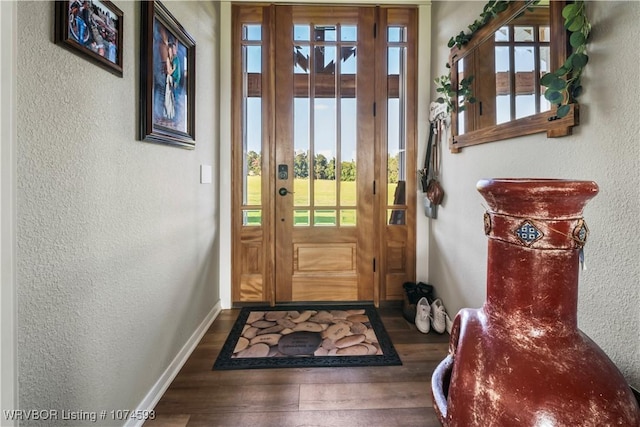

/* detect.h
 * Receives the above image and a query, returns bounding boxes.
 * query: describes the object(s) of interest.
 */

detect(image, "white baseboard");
[124,301,222,427]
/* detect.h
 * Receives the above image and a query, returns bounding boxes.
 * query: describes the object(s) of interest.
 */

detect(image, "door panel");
[275,6,376,302]
[232,6,272,303]
[377,9,418,301]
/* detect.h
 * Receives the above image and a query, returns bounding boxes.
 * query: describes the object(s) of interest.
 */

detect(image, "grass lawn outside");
[242,175,402,225]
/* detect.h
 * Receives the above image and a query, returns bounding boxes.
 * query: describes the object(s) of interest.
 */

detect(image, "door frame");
[1,0,18,420]
[222,1,432,308]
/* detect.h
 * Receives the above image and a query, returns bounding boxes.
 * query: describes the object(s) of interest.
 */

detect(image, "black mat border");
[213,304,402,370]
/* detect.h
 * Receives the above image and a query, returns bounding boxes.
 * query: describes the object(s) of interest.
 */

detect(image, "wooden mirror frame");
[448,1,578,153]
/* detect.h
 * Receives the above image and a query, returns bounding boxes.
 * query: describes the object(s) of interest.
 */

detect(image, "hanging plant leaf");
[566,15,585,32]
[494,2,508,13]
[570,31,586,48]
[544,89,563,104]
[540,72,556,86]
[483,0,496,13]
[556,104,571,118]
[562,2,579,19]
[572,52,589,68]
[549,76,567,91]
[571,85,583,99]
[554,65,570,77]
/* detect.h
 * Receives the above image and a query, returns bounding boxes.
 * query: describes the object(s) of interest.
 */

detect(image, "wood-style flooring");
[144,304,449,427]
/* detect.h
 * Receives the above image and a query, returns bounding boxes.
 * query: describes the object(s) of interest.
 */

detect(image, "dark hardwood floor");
[145,304,449,427]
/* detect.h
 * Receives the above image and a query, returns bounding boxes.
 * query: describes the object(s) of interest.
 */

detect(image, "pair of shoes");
[415,297,431,333]
[431,298,449,334]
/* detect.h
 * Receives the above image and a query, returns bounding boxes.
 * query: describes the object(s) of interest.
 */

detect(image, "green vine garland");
[434,1,590,119]
[541,1,590,118]
[435,1,511,113]
[448,1,510,49]
[434,69,475,114]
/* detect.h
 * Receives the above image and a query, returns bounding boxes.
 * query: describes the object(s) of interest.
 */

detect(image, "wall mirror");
[447,1,579,152]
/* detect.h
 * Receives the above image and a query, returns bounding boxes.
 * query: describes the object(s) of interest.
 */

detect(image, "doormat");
[213,305,402,370]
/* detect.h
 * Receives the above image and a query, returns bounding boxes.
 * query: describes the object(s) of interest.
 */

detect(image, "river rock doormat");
[213,305,402,370]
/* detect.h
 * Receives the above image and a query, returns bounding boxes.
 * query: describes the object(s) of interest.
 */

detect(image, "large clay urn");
[431,179,640,426]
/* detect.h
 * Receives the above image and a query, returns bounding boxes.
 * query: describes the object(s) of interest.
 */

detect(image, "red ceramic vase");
[431,178,640,426]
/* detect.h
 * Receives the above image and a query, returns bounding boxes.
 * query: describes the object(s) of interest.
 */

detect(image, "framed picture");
[55,0,123,77]
[140,1,196,149]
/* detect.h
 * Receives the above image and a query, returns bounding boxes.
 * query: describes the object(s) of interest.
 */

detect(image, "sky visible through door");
[244,25,403,162]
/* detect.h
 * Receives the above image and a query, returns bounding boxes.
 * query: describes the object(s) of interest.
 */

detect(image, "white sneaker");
[415,297,431,333]
[430,299,447,334]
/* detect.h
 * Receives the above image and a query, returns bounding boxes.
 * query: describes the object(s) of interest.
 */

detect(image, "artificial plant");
[540,1,591,118]
[434,1,511,113]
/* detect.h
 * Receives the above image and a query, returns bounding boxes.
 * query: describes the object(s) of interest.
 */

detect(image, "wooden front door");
[232,5,417,305]
[273,6,376,302]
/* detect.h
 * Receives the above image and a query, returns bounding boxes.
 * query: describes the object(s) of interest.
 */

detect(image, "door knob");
[278,187,292,196]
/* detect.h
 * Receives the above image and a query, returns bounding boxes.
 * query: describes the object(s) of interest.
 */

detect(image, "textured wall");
[429,1,640,387]
[16,1,220,425]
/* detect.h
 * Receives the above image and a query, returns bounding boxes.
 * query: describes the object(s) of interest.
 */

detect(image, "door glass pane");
[340,209,356,226]
[514,46,535,119]
[457,58,466,134]
[245,45,261,73]
[515,94,536,119]
[495,46,511,124]
[388,26,404,42]
[294,98,310,206]
[294,45,310,74]
[313,44,336,207]
[241,32,262,226]
[539,26,550,42]
[539,46,551,112]
[313,59,337,206]
[314,97,336,207]
[294,46,310,206]
[340,41,356,207]
[245,97,261,204]
[387,42,406,226]
[294,22,358,227]
[294,25,310,42]
[387,97,404,203]
[388,208,405,225]
[294,210,310,226]
[315,25,336,42]
[340,96,356,206]
[341,26,357,42]
[243,210,262,226]
[314,210,337,226]
[243,24,261,41]
[514,26,534,42]
[495,26,509,42]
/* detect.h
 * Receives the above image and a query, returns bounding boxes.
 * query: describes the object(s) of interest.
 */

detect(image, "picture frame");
[55,0,123,77]
[140,1,196,149]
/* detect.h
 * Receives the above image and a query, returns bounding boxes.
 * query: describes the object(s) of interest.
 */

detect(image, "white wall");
[16,1,220,425]
[429,1,640,387]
